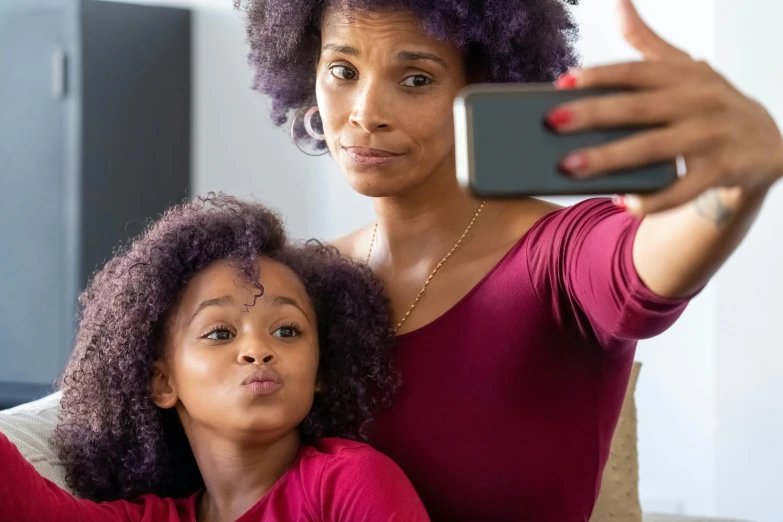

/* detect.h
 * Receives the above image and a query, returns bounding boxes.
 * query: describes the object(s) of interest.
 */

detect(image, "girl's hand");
[548,0,783,216]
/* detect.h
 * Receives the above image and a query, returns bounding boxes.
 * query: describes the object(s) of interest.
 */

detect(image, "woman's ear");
[151,361,178,409]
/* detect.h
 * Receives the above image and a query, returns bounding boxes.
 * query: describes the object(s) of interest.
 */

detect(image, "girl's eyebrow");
[189,295,234,324]
[267,295,312,325]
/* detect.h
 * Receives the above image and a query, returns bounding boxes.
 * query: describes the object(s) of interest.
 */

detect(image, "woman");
[236,0,783,520]
[1,195,428,521]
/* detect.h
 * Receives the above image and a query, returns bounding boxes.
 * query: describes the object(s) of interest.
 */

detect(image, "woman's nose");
[349,81,393,132]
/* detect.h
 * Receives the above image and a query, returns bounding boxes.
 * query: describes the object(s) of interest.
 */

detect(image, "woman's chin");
[342,164,426,198]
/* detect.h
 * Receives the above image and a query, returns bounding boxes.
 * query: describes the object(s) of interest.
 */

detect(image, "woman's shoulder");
[472,197,563,257]
[325,197,615,261]
[501,196,615,231]
[498,197,563,237]
[327,225,375,261]
[506,197,618,244]
[468,197,617,275]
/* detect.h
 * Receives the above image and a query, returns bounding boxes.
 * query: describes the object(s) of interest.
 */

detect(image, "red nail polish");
[559,153,588,175]
[612,195,627,209]
[546,108,573,129]
[555,73,577,89]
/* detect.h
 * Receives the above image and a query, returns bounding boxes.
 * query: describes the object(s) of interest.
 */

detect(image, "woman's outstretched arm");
[549,0,782,299]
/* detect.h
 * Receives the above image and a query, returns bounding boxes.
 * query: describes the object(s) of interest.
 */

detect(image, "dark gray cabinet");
[0,0,191,408]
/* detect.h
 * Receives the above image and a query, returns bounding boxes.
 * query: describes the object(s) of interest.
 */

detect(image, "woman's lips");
[343,146,404,167]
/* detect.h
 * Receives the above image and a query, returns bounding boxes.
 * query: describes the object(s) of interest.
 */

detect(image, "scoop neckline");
[393,208,556,342]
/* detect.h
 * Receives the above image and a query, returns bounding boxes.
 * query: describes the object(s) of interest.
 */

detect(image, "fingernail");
[612,195,627,209]
[546,107,574,129]
[559,152,589,175]
[624,195,641,212]
[555,73,578,89]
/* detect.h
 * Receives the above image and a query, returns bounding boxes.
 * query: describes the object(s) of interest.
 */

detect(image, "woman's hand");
[548,0,783,217]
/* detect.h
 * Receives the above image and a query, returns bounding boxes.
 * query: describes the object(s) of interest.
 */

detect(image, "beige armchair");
[591,363,752,522]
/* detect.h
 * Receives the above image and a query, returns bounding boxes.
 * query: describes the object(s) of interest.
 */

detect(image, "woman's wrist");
[691,185,767,228]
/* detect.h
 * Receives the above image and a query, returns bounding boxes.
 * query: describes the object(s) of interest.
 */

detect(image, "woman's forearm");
[632,186,767,299]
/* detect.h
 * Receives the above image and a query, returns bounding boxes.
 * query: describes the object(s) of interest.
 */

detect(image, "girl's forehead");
[175,258,314,317]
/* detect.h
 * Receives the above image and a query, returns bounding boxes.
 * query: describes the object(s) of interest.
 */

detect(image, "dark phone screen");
[467,87,677,196]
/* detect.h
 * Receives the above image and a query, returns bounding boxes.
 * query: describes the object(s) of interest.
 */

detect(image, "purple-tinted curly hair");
[53,193,398,502]
[235,0,580,127]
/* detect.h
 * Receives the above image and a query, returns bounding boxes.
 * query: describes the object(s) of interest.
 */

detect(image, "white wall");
[109,1,782,519]
[712,2,783,521]
[189,5,331,240]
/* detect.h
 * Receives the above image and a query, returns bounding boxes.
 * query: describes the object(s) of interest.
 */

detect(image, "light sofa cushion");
[590,361,643,522]
[0,392,67,491]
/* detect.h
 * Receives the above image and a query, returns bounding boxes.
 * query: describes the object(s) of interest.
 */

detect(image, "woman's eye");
[273,326,300,339]
[400,74,432,88]
[330,65,357,81]
[205,329,233,341]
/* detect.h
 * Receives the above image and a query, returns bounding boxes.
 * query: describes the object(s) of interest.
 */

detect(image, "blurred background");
[0,0,780,520]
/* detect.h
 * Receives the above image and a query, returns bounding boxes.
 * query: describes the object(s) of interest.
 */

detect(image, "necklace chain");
[365,200,487,332]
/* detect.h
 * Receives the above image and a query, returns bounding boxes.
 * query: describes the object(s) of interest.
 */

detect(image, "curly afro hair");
[235,0,580,127]
[53,193,398,502]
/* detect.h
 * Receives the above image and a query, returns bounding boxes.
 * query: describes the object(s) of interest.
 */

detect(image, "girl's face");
[153,258,319,442]
[316,8,467,198]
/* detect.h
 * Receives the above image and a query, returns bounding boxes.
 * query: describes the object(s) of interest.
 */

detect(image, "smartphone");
[453,83,678,197]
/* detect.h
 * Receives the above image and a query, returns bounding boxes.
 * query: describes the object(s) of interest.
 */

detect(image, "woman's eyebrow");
[323,43,359,56]
[396,50,448,69]
[322,44,449,69]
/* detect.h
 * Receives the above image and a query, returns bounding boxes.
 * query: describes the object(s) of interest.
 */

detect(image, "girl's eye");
[273,325,302,339]
[205,328,233,341]
[400,74,432,88]
[329,65,357,81]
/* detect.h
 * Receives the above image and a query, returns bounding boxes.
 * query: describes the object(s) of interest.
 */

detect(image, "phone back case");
[454,84,678,196]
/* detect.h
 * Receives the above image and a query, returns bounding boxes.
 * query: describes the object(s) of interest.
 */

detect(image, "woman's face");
[153,258,319,442]
[316,8,467,197]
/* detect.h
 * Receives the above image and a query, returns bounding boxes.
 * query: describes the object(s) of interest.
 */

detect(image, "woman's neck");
[190,430,301,522]
[371,166,485,269]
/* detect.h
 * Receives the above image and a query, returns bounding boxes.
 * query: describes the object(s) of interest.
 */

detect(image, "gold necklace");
[366,200,487,332]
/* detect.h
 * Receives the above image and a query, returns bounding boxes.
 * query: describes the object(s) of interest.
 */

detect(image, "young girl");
[0,194,428,521]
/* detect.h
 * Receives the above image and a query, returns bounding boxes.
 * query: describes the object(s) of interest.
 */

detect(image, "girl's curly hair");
[53,193,398,502]
[235,0,580,127]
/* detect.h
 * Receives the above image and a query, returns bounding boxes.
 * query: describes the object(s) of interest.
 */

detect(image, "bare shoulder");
[486,197,563,246]
[328,223,376,262]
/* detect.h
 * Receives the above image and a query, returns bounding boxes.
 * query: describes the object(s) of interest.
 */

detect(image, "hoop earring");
[304,106,325,140]
[291,106,328,156]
